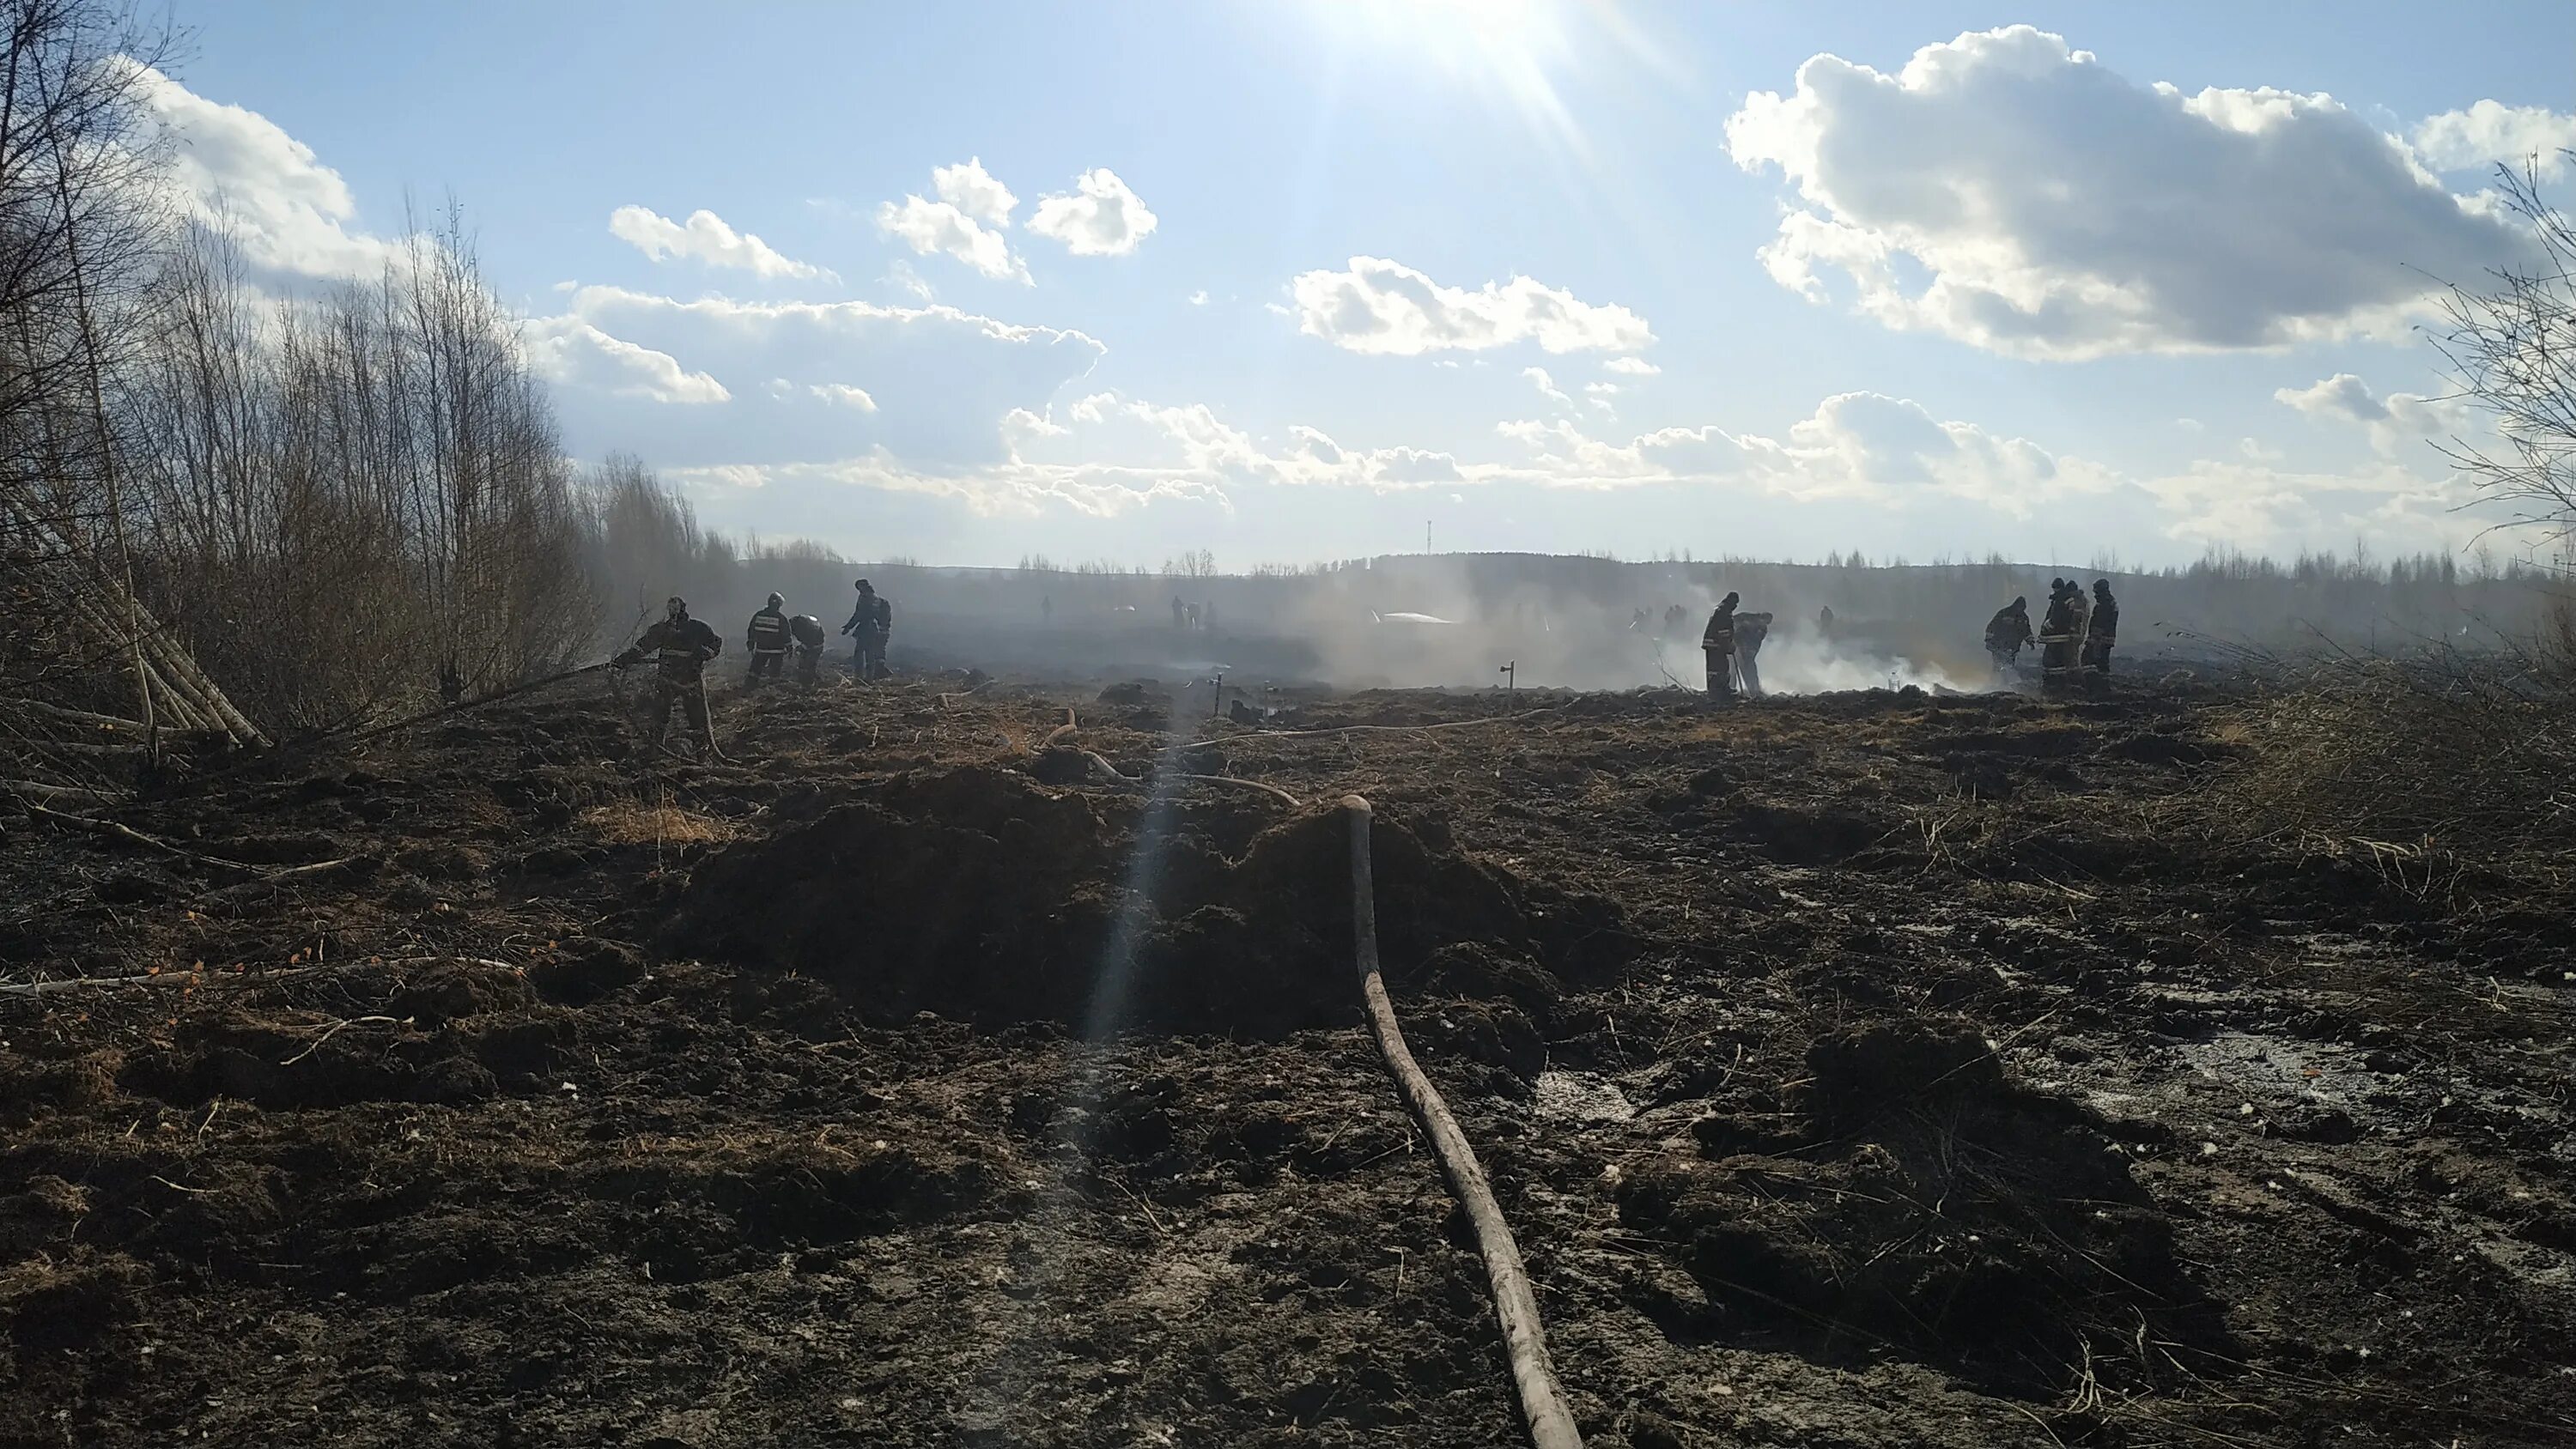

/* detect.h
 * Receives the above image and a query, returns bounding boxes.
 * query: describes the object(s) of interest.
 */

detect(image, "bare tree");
[2433,155,2576,549]
[118,213,602,729]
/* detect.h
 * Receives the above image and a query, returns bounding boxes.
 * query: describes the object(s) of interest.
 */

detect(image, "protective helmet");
[1722,591,1740,607]
[665,596,686,618]
[767,591,784,609]
[2094,579,2110,592]
[855,578,873,592]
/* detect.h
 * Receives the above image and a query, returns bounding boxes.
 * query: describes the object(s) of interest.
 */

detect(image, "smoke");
[631,547,2547,694]
[1270,556,1992,695]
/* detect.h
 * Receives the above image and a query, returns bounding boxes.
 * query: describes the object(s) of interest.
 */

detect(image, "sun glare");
[1308,0,1592,149]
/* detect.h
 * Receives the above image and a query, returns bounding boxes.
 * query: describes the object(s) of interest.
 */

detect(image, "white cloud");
[932,157,1017,226]
[884,259,936,302]
[639,364,2483,561]
[1027,168,1158,257]
[877,161,1030,283]
[538,286,1103,470]
[608,205,835,282]
[1291,256,1654,356]
[2133,457,2470,554]
[1725,26,2527,358]
[1602,356,1661,376]
[1584,381,1619,396]
[131,62,403,281]
[808,383,879,412]
[523,317,731,404]
[1523,367,1571,405]
[2414,101,2576,180]
[1188,289,1210,306]
[2275,373,2464,454]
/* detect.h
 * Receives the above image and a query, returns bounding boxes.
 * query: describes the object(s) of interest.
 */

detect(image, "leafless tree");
[2433,155,2576,552]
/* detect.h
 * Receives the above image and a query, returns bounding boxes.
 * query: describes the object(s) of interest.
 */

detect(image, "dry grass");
[577,800,739,846]
[2180,651,2576,894]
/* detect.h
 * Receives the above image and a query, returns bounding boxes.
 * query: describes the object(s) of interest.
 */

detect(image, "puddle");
[1534,1070,1636,1125]
[2171,1028,2375,1106]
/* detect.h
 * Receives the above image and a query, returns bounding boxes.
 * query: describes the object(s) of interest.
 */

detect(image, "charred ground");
[2,674,2571,1447]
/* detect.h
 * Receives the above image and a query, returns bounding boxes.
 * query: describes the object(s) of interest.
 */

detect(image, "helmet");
[855,578,873,592]
[2094,579,2110,592]
[665,596,687,619]
[767,591,784,609]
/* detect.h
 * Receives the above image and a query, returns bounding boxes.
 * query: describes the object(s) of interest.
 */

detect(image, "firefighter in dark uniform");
[745,592,791,688]
[2081,579,2119,677]
[1984,597,2034,677]
[870,589,893,678]
[841,579,879,678]
[2038,579,2078,675]
[611,596,723,755]
[1702,591,1739,701]
[789,614,826,686]
[1735,609,1773,698]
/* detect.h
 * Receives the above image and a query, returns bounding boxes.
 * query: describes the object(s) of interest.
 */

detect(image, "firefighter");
[789,614,826,685]
[868,588,894,680]
[841,579,879,676]
[1664,603,1688,640]
[2038,579,2077,675]
[611,596,723,757]
[1735,609,1774,698]
[2082,579,2119,677]
[1984,597,2034,677]
[1702,591,1739,701]
[745,592,791,688]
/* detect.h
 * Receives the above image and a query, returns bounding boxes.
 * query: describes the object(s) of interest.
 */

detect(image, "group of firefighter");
[1695,592,1776,702]
[1983,577,2118,684]
[1691,577,2119,701]
[607,578,896,756]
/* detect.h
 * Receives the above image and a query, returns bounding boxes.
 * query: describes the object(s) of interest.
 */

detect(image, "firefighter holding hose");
[612,596,724,757]
[1702,591,1740,702]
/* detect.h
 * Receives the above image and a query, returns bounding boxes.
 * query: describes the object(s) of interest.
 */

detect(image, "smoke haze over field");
[627,539,2555,696]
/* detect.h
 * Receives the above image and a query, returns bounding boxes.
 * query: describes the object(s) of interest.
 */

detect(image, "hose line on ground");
[1342,793,1583,1449]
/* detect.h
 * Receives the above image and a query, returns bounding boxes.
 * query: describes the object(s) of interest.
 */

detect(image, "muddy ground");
[2,669,2571,1448]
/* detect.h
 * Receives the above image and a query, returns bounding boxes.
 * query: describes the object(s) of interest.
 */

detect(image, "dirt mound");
[1619,1016,2233,1397]
[663,766,1626,1037]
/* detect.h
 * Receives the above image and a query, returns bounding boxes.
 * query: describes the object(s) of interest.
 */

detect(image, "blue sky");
[157,2,2576,568]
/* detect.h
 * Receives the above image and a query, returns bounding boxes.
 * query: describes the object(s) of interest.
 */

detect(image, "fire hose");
[1343,794,1584,1449]
[1041,717,1583,1440]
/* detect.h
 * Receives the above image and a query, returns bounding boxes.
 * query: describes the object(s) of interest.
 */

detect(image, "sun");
[1306,0,1589,145]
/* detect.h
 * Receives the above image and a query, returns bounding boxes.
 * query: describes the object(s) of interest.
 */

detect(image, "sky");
[149,1,2576,571]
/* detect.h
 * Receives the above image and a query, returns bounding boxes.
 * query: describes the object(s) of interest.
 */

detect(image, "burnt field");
[2,674,2571,1448]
